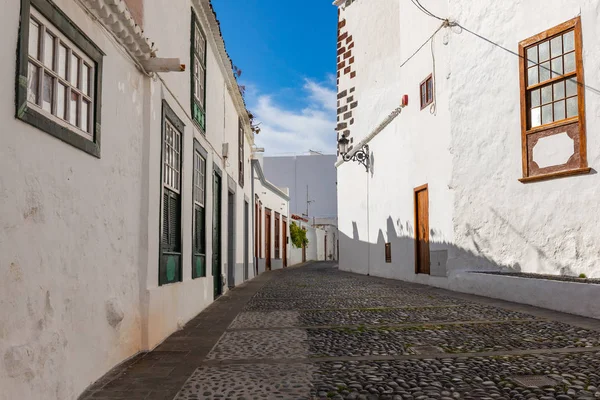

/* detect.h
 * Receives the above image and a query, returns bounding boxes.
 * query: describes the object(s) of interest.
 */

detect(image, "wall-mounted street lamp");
[338,136,369,171]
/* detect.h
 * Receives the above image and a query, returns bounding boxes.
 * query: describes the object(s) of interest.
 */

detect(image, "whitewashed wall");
[0,1,147,399]
[337,0,454,281]
[337,0,600,284]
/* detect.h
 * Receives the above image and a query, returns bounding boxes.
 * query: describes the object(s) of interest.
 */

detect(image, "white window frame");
[163,119,182,193]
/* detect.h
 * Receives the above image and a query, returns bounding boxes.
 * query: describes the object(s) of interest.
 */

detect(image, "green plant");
[290,222,309,248]
[579,273,587,279]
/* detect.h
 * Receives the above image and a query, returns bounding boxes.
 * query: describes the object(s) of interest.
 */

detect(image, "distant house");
[1,0,255,398]
[334,0,600,315]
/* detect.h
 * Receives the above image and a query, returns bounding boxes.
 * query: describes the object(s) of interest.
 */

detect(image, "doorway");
[414,184,430,275]
[212,173,223,297]
[244,201,249,280]
[325,236,327,261]
[227,191,235,289]
[282,217,288,267]
[265,209,272,271]
[302,227,307,263]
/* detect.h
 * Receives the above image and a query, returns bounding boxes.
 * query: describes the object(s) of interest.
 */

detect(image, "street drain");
[511,375,559,388]
[411,345,445,354]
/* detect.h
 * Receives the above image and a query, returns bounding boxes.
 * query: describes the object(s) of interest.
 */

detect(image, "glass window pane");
[42,73,54,112]
[542,104,553,125]
[553,81,565,100]
[81,100,90,132]
[27,63,39,103]
[427,79,433,102]
[70,92,79,126]
[564,52,575,74]
[530,107,541,128]
[527,66,538,86]
[566,78,578,97]
[567,96,578,118]
[58,44,67,79]
[563,30,575,52]
[554,100,565,121]
[541,85,552,105]
[530,89,540,108]
[70,54,79,86]
[29,20,40,59]
[421,84,426,105]
[550,36,563,58]
[57,83,66,119]
[526,46,538,67]
[44,31,55,69]
[539,41,550,62]
[82,64,90,95]
[539,61,551,82]
[551,57,563,77]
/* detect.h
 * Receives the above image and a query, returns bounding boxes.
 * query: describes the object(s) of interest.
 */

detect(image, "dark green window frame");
[190,9,207,131]
[16,0,104,158]
[192,140,208,278]
[159,100,185,286]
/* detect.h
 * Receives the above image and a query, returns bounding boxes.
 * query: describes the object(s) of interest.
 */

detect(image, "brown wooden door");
[302,227,307,262]
[282,219,288,267]
[265,209,271,271]
[325,236,327,260]
[414,185,430,274]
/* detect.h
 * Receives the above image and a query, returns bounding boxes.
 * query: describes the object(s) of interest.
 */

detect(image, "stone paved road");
[83,262,600,400]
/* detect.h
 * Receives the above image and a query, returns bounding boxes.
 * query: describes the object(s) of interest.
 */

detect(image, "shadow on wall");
[340,214,582,278]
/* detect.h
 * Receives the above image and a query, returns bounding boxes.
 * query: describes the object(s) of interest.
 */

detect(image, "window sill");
[519,167,591,183]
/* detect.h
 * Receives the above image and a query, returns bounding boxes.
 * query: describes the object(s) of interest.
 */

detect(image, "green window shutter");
[162,192,170,246]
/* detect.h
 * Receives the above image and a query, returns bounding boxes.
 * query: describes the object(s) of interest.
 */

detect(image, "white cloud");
[245,79,337,155]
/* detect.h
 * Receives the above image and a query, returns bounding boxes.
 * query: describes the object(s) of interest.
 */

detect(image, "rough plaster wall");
[447,0,600,278]
[0,1,146,398]
[337,0,454,280]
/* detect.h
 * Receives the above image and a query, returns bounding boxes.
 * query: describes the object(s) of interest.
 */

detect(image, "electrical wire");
[399,22,447,69]
[410,0,445,21]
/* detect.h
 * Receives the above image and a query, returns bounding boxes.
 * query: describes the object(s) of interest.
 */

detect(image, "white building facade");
[0,0,255,398]
[335,0,600,317]
[252,156,290,273]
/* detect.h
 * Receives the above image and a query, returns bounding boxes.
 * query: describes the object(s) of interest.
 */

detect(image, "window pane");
[541,85,552,105]
[553,81,565,100]
[566,96,578,118]
[421,84,426,105]
[427,79,433,102]
[526,46,538,67]
[566,78,578,97]
[82,64,90,95]
[530,89,540,108]
[539,41,550,62]
[563,31,575,52]
[539,61,550,82]
[527,66,538,86]
[44,31,55,69]
[29,20,40,59]
[81,100,89,132]
[57,83,67,119]
[42,73,54,112]
[564,52,575,74]
[542,104,553,125]
[530,107,541,128]
[70,92,79,125]
[27,63,39,103]
[550,35,563,58]
[553,100,565,121]
[70,54,79,86]
[58,44,67,79]
[551,57,563,77]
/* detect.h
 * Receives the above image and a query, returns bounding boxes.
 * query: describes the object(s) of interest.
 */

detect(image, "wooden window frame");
[190,9,207,131]
[238,118,244,187]
[192,140,208,279]
[274,212,280,259]
[420,74,434,110]
[385,243,391,263]
[16,0,104,158]
[518,17,590,183]
[159,101,185,286]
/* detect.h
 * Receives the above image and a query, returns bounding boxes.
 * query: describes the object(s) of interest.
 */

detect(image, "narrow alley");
[82,262,600,400]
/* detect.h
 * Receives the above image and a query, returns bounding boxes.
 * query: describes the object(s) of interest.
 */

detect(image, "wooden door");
[325,236,327,260]
[302,227,306,263]
[265,209,271,271]
[212,173,223,297]
[414,185,430,274]
[282,219,287,267]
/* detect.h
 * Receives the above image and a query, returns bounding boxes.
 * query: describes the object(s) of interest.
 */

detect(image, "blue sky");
[212,0,338,155]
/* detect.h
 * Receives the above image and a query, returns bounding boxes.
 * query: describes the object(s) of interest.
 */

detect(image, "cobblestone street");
[84,262,600,400]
